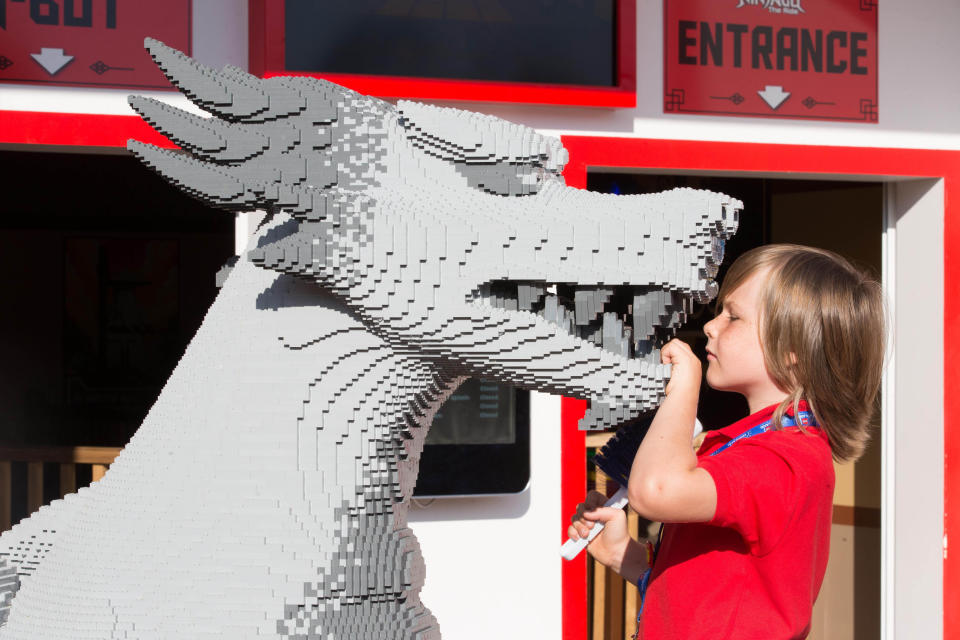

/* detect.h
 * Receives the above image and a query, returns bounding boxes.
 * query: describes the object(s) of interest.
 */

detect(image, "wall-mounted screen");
[284,0,616,87]
[248,0,637,107]
[414,379,529,497]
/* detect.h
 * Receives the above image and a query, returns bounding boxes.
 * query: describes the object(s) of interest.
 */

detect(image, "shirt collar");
[699,399,813,451]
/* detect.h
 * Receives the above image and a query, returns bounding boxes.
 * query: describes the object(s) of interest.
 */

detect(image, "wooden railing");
[586,431,648,640]
[0,446,122,533]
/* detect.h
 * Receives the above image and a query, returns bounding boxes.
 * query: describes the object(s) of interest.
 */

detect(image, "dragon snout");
[695,193,742,298]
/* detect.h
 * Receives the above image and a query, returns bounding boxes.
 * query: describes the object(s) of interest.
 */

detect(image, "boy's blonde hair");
[717,244,886,463]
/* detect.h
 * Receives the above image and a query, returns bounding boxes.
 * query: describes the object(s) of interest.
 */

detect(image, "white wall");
[886,179,944,639]
[408,391,563,640]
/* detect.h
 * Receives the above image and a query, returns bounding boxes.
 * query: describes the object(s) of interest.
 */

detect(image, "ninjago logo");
[735,0,805,15]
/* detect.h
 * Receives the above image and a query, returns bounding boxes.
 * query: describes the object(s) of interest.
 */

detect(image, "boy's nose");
[703,317,716,339]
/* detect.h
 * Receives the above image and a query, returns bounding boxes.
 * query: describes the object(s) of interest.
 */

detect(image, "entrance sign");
[0,0,191,89]
[664,0,878,123]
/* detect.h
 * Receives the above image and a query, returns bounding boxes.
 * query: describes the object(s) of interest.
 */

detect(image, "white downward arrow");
[758,85,790,110]
[31,47,74,76]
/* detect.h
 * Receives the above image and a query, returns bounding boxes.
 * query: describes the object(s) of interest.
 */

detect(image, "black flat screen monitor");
[283,0,617,88]
[413,379,530,497]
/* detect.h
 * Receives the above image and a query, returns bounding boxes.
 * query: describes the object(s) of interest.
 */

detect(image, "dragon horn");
[222,66,312,122]
[143,38,306,123]
[127,96,270,162]
[126,139,255,209]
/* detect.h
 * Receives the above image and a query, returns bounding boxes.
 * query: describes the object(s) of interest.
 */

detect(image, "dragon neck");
[121,256,462,496]
[25,255,465,636]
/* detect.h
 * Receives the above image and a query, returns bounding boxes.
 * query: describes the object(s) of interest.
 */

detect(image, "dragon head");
[129,39,740,431]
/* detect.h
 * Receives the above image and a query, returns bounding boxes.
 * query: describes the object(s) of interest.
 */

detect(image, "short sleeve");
[698,442,798,556]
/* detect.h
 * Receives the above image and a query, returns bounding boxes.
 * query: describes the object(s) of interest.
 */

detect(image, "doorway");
[588,171,884,640]
[0,149,234,530]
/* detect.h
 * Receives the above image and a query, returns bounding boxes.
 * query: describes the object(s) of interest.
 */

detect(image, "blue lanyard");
[709,411,817,457]
[634,410,818,630]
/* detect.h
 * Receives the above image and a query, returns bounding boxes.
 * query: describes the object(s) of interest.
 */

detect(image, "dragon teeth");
[632,293,646,343]
[601,312,631,359]
[574,289,591,326]
[544,294,559,323]
[485,281,694,363]
[574,287,613,326]
[544,294,574,332]
[517,283,545,311]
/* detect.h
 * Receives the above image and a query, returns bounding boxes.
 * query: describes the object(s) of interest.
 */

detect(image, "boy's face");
[703,269,783,407]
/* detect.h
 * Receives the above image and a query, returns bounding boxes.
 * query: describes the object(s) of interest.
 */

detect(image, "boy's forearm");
[608,538,650,586]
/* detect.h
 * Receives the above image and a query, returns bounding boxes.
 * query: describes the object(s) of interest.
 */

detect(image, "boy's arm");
[628,339,717,523]
[609,538,650,585]
[568,496,650,584]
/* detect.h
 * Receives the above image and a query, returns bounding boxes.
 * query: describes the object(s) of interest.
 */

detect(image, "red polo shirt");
[637,402,835,640]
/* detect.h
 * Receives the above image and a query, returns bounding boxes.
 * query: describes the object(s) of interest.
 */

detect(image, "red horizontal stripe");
[263,71,636,108]
[0,111,176,149]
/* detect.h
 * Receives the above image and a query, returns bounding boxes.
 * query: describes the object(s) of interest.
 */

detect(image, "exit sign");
[0,0,191,89]
[664,0,878,123]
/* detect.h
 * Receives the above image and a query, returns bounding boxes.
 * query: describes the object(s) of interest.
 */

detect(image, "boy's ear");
[789,352,799,365]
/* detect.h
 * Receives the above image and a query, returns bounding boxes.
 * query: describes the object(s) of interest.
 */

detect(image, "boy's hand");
[661,338,702,399]
[568,490,630,571]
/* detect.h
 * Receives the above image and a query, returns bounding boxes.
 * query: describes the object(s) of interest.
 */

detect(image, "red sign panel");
[664,0,878,122]
[0,0,191,89]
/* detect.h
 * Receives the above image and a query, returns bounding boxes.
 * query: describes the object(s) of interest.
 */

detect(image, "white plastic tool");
[559,486,629,561]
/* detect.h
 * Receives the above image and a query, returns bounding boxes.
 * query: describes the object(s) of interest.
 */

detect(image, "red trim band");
[0,111,175,149]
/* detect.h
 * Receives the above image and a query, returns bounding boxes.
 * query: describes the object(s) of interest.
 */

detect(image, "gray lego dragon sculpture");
[0,40,740,639]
